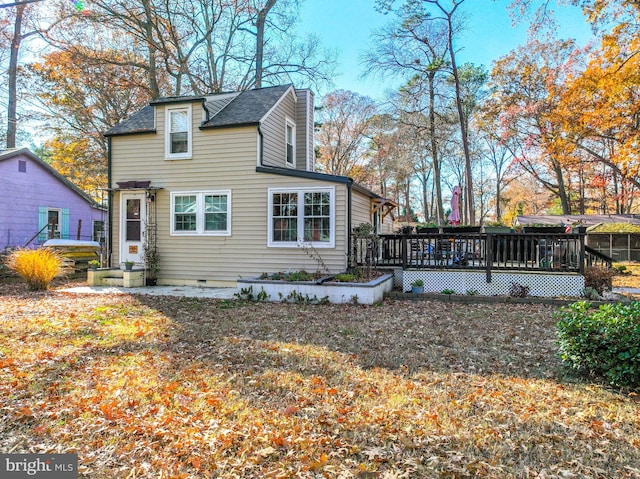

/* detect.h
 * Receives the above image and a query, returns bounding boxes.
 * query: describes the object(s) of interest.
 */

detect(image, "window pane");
[205,194,227,213]
[169,110,189,154]
[204,194,228,231]
[170,111,188,133]
[174,195,197,231]
[303,192,330,243]
[171,132,188,154]
[286,144,294,164]
[272,192,298,242]
[273,218,297,242]
[127,220,142,240]
[205,213,227,231]
[175,214,197,231]
[286,124,294,164]
[174,196,196,213]
[304,218,330,242]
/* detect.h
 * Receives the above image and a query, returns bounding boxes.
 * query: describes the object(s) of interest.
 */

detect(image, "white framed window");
[285,117,296,166]
[268,187,334,248]
[165,105,192,159]
[170,190,231,236]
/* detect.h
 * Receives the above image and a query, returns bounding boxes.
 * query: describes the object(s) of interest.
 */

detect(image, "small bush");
[583,266,614,294]
[5,247,65,290]
[555,301,640,389]
[508,282,530,298]
[334,273,358,282]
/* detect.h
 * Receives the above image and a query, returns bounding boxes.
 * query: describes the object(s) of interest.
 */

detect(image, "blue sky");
[296,0,596,99]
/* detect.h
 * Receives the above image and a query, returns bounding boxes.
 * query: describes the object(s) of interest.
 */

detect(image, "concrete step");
[88,268,144,288]
[101,277,125,287]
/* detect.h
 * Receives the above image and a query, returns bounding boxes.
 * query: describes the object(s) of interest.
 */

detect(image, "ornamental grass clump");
[6,247,65,290]
[556,301,640,389]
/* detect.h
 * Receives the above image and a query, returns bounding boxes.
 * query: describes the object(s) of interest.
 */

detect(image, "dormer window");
[285,118,295,167]
[165,106,192,159]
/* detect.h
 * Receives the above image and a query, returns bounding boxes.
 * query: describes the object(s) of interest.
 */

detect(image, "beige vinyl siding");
[111,103,348,285]
[380,214,395,234]
[351,190,372,228]
[295,89,314,171]
[261,89,296,168]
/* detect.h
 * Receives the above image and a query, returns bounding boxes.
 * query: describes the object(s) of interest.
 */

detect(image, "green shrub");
[583,266,614,294]
[334,273,358,282]
[555,301,640,389]
[5,247,65,290]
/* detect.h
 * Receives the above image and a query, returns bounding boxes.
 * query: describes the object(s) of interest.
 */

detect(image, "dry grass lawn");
[613,262,640,289]
[1,281,639,478]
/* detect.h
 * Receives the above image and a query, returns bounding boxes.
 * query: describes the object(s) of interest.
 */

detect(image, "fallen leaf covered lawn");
[1,283,639,478]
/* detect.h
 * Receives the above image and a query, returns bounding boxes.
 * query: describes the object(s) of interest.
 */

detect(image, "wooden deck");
[352,232,612,278]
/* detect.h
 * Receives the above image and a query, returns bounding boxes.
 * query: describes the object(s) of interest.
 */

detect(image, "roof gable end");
[0,148,102,208]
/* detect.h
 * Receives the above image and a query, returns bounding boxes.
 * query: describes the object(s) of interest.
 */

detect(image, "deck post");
[401,233,408,269]
[485,233,493,283]
[579,230,585,275]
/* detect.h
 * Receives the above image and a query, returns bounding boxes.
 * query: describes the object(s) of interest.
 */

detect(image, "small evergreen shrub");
[5,247,65,290]
[555,301,640,389]
[583,266,614,294]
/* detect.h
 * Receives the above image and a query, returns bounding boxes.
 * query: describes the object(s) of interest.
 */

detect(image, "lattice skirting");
[402,270,585,297]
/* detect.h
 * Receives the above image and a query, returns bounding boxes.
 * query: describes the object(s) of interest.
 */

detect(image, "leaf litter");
[1,281,639,478]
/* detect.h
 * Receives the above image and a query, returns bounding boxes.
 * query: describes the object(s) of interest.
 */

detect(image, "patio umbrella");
[448,186,461,225]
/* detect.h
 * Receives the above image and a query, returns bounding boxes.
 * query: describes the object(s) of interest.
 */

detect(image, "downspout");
[347,180,353,271]
[201,98,210,124]
[258,125,264,166]
[107,136,113,268]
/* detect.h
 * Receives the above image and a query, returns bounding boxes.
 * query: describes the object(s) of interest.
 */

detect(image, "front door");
[120,192,146,265]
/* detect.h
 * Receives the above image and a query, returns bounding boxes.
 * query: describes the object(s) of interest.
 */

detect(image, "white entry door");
[120,192,146,265]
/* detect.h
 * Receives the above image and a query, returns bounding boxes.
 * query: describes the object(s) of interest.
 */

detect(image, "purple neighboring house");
[0,148,106,250]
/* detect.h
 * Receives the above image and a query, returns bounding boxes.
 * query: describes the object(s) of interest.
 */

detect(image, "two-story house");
[105,84,395,286]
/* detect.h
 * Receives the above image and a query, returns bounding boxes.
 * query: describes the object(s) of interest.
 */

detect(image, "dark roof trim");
[200,121,260,131]
[255,166,394,203]
[104,128,156,138]
[150,95,208,106]
[256,165,353,185]
[0,148,103,209]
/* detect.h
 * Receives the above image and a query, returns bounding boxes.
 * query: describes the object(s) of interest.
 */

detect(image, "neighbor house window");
[171,191,231,235]
[285,118,295,166]
[268,187,334,247]
[18,160,26,172]
[165,106,192,159]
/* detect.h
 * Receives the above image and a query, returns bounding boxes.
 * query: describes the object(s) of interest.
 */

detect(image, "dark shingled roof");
[104,105,156,137]
[201,84,293,129]
[104,85,294,137]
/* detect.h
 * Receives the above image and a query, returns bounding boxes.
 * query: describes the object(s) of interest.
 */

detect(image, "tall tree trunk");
[141,0,160,98]
[445,14,474,224]
[7,1,25,149]
[255,0,277,89]
[428,71,445,224]
[552,160,571,214]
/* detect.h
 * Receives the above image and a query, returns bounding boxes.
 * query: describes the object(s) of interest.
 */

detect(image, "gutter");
[107,137,113,268]
[258,125,264,166]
